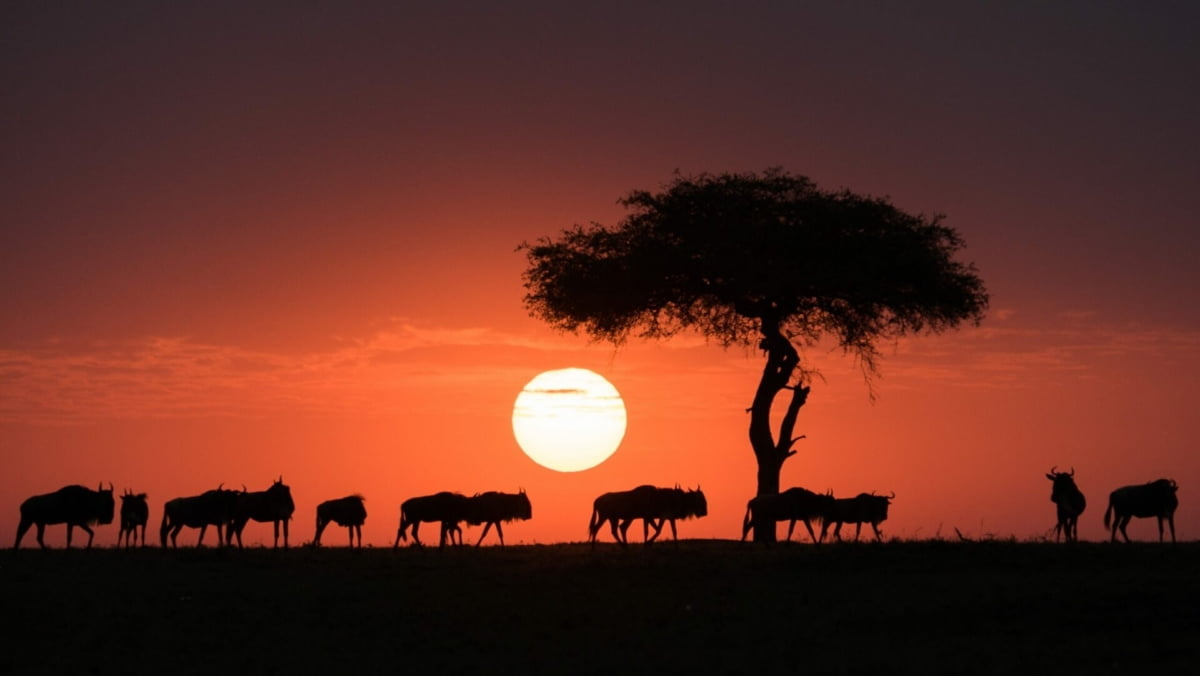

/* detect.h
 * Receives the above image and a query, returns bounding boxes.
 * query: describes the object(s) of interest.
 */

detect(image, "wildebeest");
[820,492,894,542]
[1045,466,1086,542]
[14,483,115,549]
[588,485,707,545]
[160,485,241,548]
[229,476,296,548]
[1104,478,1179,543]
[394,492,471,548]
[464,490,532,546]
[740,487,836,543]
[314,495,367,547]
[118,490,150,548]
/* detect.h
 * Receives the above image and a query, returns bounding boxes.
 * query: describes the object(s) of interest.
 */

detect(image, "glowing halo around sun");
[512,368,627,472]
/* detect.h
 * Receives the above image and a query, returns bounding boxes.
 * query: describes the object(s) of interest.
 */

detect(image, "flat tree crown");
[520,169,988,372]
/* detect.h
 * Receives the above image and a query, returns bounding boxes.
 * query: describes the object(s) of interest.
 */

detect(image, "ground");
[2,540,1196,674]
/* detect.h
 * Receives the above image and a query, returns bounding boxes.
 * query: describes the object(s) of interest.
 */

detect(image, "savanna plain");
[3,540,1196,675]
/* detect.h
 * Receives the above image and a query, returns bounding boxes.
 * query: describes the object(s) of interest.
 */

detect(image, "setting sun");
[512,368,627,472]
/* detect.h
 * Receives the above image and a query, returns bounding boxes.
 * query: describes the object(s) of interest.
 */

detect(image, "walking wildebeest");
[588,485,707,545]
[465,490,532,546]
[820,492,894,542]
[1045,466,1086,542]
[394,492,471,548]
[229,477,296,548]
[1104,478,1179,543]
[314,495,367,547]
[118,490,150,548]
[740,487,836,543]
[160,485,241,548]
[14,483,115,549]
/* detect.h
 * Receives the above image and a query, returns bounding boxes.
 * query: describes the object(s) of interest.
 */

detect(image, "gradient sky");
[3,1,1198,546]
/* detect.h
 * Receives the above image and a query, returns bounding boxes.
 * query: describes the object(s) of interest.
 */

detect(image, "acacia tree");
[519,169,988,541]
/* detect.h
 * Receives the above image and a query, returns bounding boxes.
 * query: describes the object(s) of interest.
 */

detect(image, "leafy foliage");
[520,168,988,374]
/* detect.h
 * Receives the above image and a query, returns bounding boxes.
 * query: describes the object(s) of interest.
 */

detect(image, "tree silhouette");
[519,169,988,541]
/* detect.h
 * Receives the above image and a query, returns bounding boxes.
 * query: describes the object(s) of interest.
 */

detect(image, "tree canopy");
[520,169,988,375]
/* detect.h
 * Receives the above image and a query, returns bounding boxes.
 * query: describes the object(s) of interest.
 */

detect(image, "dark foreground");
[3,540,1198,675]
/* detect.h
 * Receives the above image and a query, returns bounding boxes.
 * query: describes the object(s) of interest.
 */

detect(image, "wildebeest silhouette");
[1045,466,1086,542]
[118,490,150,548]
[394,492,471,548]
[14,483,115,549]
[741,487,836,543]
[314,495,367,547]
[464,490,532,546]
[820,492,894,542]
[588,485,707,545]
[229,476,296,548]
[160,485,241,548]
[1104,478,1179,543]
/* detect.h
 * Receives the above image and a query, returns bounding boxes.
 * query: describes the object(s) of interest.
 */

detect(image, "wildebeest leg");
[854,522,863,541]
[802,519,818,544]
[66,523,74,549]
[197,525,208,547]
[14,517,33,548]
[1117,515,1132,543]
[282,518,289,548]
[411,521,423,546]
[139,524,146,547]
[476,522,494,546]
[315,518,328,546]
[36,523,47,549]
[666,519,677,541]
[832,522,844,542]
[495,522,505,546]
[1166,514,1176,544]
[81,524,95,548]
[613,518,628,544]
[870,522,883,541]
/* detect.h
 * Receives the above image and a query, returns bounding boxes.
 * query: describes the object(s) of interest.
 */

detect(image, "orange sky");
[3,2,1198,546]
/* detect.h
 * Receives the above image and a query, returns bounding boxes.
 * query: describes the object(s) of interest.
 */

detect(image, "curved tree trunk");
[749,318,810,542]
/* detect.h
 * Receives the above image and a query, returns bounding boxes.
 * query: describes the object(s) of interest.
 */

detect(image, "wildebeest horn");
[1049,466,1058,475]
[108,482,113,492]
[887,491,896,500]
[1069,466,1075,476]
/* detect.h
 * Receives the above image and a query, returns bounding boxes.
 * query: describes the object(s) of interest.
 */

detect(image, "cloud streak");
[2,316,1196,425]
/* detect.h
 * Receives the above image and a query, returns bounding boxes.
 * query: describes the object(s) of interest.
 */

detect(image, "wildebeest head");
[265,476,296,517]
[1045,466,1081,502]
[96,482,116,525]
[681,486,707,518]
[516,489,533,520]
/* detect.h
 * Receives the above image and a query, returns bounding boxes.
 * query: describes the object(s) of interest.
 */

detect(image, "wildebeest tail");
[1103,497,1114,529]
[740,501,753,541]
[159,507,172,548]
[587,506,600,541]
[396,505,409,542]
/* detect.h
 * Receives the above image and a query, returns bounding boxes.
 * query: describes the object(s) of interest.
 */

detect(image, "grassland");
[3,540,1197,675]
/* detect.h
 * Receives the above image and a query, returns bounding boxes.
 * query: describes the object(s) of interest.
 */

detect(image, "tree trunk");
[748,318,808,542]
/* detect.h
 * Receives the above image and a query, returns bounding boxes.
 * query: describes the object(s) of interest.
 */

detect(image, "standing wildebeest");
[394,492,471,548]
[118,490,150,548]
[314,495,367,547]
[14,483,115,549]
[741,487,836,543]
[1045,466,1086,542]
[820,492,894,542]
[229,476,296,548]
[160,486,241,548]
[588,485,707,545]
[464,490,532,546]
[1104,478,1179,543]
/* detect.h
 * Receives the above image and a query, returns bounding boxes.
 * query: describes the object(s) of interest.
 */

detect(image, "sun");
[512,368,627,472]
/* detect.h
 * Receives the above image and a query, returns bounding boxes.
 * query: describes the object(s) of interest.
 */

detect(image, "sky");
[3,1,1198,547]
